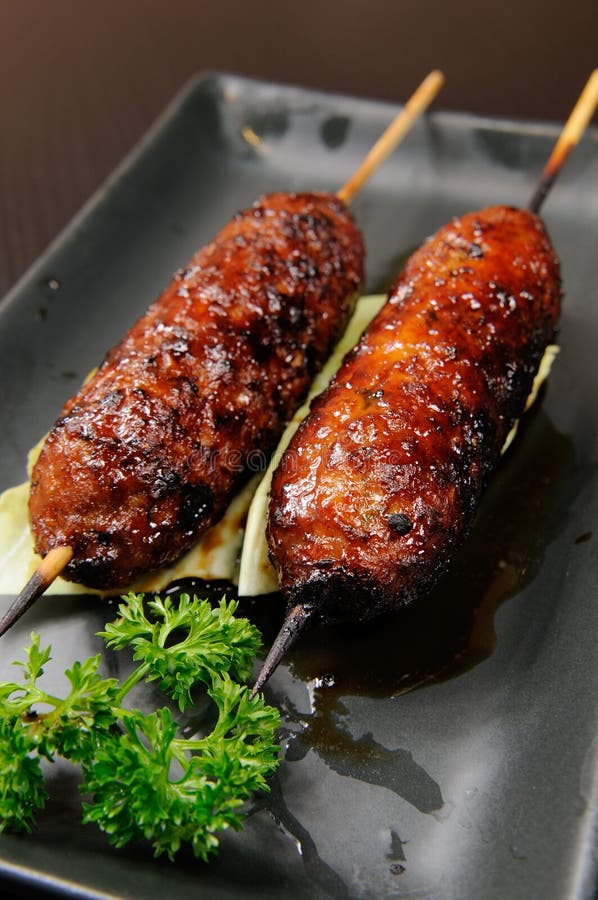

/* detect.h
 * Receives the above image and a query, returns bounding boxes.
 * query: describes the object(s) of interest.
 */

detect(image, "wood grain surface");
[0,0,596,299]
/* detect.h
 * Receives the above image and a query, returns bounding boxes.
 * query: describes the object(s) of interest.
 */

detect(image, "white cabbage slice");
[237,294,387,595]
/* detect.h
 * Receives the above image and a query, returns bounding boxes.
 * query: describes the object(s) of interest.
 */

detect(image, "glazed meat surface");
[267,206,561,622]
[30,192,364,588]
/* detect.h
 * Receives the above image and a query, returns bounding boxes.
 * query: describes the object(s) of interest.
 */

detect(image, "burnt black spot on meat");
[151,469,181,500]
[284,304,308,328]
[469,408,495,449]
[387,513,414,536]
[69,554,115,590]
[244,329,275,364]
[425,309,439,327]
[179,483,214,535]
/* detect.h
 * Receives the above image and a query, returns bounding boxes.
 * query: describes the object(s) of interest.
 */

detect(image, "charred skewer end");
[250,602,314,698]
[528,68,598,215]
[0,546,73,638]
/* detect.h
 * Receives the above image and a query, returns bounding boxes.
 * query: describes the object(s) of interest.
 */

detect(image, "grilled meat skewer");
[268,205,560,620]
[29,192,364,589]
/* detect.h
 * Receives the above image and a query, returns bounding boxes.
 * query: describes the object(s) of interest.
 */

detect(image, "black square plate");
[0,73,597,899]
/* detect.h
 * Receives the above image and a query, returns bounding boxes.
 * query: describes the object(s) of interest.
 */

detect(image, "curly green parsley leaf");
[0,717,47,832]
[82,677,280,861]
[101,593,262,709]
[0,594,279,860]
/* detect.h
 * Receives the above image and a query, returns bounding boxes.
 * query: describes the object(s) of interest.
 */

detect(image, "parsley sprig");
[0,593,279,860]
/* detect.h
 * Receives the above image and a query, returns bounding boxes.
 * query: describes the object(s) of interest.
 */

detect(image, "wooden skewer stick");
[0,546,73,637]
[529,68,598,214]
[337,69,445,205]
[250,70,598,697]
[0,74,445,640]
[249,604,313,699]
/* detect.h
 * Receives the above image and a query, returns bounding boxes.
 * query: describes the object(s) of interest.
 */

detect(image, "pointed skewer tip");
[250,602,314,698]
[0,546,73,638]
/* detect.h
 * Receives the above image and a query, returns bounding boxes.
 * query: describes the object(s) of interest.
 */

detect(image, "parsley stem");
[116,662,150,700]
[171,737,206,753]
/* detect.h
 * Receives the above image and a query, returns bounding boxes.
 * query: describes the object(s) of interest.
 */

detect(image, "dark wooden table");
[1,0,597,300]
